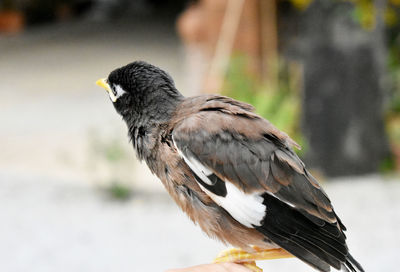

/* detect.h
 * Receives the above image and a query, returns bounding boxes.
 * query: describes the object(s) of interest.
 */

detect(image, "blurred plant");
[349,0,400,29]
[380,155,396,173]
[385,35,400,171]
[289,0,313,10]
[222,55,306,155]
[105,181,133,201]
[87,129,135,201]
[287,0,400,29]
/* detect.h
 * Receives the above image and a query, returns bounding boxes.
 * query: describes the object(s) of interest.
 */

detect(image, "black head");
[97,61,184,124]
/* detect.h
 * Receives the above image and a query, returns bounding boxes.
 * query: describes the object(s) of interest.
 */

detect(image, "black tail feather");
[259,227,331,272]
[256,193,364,272]
[342,253,365,272]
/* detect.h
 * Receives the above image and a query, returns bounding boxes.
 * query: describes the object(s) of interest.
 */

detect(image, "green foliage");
[105,181,133,201]
[288,0,313,10]
[288,0,400,29]
[386,29,400,172]
[386,114,400,151]
[388,43,400,111]
[379,155,396,173]
[222,56,305,155]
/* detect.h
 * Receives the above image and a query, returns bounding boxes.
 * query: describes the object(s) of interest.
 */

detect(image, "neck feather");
[123,92,183,161]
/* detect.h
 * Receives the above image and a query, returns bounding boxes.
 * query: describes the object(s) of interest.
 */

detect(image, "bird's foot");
[213,247,293,272]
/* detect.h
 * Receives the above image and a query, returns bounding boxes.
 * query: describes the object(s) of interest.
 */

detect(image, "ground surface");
[2,172,400,272]
[1,18,400,272]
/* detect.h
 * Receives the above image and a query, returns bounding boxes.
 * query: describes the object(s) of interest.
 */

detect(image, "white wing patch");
[214,182,266,228]
[173,138,266,228]
[174,144,213,185]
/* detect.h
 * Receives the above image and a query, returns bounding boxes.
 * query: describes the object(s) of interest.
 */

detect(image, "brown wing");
[171,96,365,272]
[172,95,339,226]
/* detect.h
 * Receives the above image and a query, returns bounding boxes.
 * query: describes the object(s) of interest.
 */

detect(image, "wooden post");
[260,0,278,85]
[204,0,246,93]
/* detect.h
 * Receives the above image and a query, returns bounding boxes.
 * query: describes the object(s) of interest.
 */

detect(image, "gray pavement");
[1,20,400,272]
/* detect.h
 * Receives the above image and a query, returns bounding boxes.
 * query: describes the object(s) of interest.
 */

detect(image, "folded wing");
[171,96,363,272]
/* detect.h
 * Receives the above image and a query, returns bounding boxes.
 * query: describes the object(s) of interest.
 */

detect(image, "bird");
[96,61,364,272]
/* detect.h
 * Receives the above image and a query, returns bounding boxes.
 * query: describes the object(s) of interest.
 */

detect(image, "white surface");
[1,172,400,272]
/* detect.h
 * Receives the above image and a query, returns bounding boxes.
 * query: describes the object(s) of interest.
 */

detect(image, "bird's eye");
[109,84,127,102]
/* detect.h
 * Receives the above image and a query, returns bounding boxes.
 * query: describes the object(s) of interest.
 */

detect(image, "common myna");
[96,61,364,272]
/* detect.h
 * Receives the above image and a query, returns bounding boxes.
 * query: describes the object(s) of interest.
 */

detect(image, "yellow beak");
[96,78,111,92]
[96,78,117,102]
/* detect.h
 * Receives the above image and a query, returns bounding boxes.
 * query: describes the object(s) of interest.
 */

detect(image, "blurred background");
[1,0,400,271]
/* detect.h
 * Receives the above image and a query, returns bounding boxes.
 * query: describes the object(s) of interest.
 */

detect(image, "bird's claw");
[213,247,293,272]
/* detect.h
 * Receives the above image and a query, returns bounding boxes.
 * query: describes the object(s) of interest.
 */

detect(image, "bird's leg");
[213,246,293,272]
